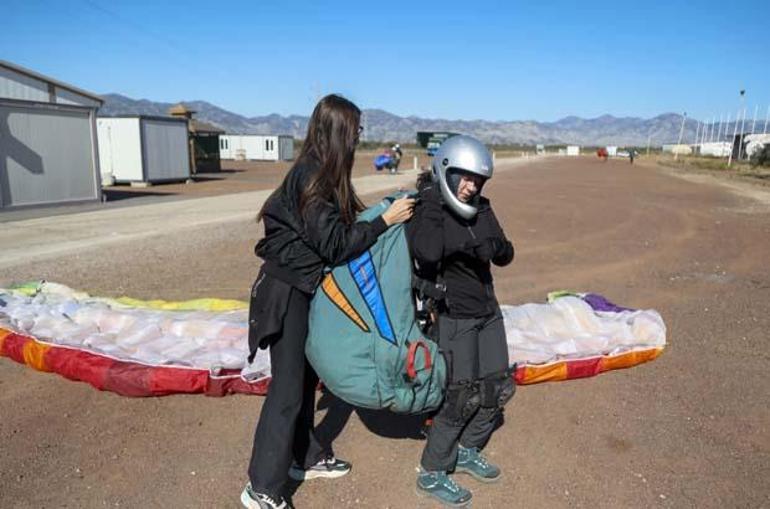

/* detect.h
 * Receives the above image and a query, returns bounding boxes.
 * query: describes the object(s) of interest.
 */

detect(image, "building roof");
[99,114,189,124]
[167,103,222,133]
[0,59,104,104]
[191,119,225,134]
[168,103,195,116]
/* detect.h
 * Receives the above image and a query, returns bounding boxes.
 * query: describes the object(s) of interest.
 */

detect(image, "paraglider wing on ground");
[0,200,666,398]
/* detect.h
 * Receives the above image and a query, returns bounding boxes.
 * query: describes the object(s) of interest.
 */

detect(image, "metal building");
[168,104,223,173]
[219,134,294,161]
[566,145,581,156]
[97,116,191,184]
[416,131,458,148]
[0,60,102,209]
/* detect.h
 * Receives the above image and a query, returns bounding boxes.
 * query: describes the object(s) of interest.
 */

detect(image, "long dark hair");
[258,94,365,225]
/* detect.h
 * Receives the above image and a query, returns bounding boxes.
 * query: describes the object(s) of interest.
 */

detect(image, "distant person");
[242,94,415,509]
[390,143,403,173]
[407,135,515,507]
[628,148,636,164]
[597,147,608,161]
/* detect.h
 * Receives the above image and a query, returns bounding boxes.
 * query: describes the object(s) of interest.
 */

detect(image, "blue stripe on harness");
[348,250,397,345]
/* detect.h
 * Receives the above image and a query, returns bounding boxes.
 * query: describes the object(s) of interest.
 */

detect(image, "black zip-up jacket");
[254,159,388,294]
[406,179,514,318]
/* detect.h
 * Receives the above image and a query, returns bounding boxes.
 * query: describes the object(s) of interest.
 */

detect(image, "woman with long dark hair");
[241,95,414,509]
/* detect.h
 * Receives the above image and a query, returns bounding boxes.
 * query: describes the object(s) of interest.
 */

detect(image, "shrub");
[750,144,770,167]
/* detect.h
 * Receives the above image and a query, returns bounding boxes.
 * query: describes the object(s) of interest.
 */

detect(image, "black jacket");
[255,159,388,294]
[406,178,514,319]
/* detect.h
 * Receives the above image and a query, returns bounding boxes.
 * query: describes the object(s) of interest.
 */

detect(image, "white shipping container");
[98,117,190,183]
[219,134,294,161]
[606,146,618,157]
[566,145,580,156]
[699,142,732,157]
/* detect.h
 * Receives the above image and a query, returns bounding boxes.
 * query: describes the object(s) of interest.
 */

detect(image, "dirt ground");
[1,156,768,508]
[0,150,432,224]
[104,150,432,198]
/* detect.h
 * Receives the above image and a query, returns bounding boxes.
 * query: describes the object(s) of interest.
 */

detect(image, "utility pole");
[675,112,687,160]
[707,118,712,142]
[717,113,723,142]
[694,121,701,152]
[738,91,747,161]
[728,90,744,166]
[764,105,769,135]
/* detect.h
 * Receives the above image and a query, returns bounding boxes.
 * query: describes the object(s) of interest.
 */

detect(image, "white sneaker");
[240,483,288,509]
[288,455,352,481]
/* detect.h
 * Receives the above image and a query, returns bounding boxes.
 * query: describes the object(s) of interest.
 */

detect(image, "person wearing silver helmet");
[406,135,515,507]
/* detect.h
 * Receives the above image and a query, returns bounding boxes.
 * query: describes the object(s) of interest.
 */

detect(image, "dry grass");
[656,154,770,184]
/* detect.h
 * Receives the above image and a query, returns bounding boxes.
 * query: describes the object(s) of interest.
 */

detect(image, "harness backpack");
[305,194,447,414]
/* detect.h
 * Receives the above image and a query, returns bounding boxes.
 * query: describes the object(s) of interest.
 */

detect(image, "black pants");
[247,277,327,498]
[421,311,510,472]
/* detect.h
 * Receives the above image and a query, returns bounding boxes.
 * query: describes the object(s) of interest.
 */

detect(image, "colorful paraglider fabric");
[0,280,666,397]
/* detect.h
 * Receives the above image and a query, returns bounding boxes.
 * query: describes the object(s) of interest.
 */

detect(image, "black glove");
[460,237,503,263]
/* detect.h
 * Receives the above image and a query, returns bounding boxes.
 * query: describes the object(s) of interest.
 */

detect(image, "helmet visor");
[446,168,487,201]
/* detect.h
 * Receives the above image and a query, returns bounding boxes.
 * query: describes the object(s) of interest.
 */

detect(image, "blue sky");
[3,0,768,122]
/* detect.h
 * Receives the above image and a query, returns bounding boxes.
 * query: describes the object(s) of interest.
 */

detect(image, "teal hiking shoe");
[455,446,501,483]
[416,468,472,507]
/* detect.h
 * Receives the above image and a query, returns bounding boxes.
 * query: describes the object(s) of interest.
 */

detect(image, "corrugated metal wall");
[0,102,98,208]
[55,87,102,109]
[1,64,100,108]
[141,119,190,181]
[279,136,294,160]
[0,66,49,103]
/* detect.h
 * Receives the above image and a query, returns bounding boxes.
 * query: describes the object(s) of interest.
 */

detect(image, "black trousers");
[247,277,327,498]
[421,311,510,472]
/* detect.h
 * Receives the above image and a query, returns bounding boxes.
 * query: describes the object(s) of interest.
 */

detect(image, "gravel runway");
[1,156,767,508]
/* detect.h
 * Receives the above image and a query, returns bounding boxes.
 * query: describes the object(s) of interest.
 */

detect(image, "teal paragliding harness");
[305,192,447,414]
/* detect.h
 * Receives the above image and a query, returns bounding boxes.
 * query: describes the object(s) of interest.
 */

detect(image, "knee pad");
[443,380,481,423]
[479,367,516,409]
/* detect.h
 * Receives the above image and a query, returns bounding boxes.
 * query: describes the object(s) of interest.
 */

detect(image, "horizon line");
[101,92,702,125]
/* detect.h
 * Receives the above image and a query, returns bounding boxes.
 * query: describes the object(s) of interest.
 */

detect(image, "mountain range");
[100,93,721,147]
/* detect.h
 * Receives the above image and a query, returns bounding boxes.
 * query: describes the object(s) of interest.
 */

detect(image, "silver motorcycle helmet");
[431,135,493,220]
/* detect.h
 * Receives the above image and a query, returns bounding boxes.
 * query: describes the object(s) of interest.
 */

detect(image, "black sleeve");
[303,199,388,266]
[406,186,444,265]
[488,207,514,267]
